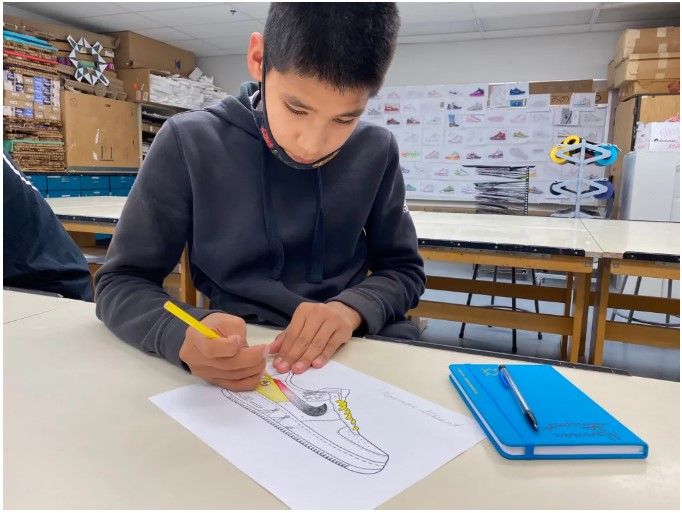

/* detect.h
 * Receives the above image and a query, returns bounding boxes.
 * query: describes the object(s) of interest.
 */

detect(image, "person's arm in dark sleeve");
[3,152,93,301]
[93,120,221,368]
[326,134,426,335]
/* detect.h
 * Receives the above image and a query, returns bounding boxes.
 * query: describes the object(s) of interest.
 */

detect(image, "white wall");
[199,30,620,95]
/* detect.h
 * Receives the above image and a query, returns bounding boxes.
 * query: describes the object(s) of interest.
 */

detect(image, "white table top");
[4,291,679,509]
[410,211,603,257]
[45,196,126,223]
[581,219,681,261]
[3,289,74,324]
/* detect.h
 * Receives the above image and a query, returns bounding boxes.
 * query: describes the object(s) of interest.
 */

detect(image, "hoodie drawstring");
[260,143,325,284]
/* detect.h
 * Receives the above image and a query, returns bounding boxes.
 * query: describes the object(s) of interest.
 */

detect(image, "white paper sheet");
[150,361,484,509]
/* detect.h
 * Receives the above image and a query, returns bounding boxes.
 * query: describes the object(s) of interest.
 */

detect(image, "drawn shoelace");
[336,399,359,431]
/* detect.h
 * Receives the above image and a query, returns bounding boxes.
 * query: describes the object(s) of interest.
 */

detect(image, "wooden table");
[410,211,601,363]
[45,196,196,306]
[3,290,679,509]
[582,219,680,365]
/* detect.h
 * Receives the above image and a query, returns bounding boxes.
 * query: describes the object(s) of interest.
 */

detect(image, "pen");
[498,364,539,431]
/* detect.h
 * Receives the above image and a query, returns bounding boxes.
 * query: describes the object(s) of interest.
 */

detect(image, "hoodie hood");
[205,81,326,284]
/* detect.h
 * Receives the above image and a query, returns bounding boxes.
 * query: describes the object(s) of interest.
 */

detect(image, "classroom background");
[3,1,679,380]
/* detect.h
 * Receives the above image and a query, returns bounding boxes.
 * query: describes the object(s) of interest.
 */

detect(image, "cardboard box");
[635,122,680,152]
[614,27,680,65]
[110,31,195,76]
[118,68,153,102]
[62,91,140,169]
[608,60,616,89]
[614,54,680,87]
[529,80,593,94]
[619,79,681,101]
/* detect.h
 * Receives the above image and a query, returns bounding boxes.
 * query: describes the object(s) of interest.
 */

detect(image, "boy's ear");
[246,32,265,82]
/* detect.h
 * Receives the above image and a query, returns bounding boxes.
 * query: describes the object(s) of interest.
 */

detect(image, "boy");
[95,3,425,391]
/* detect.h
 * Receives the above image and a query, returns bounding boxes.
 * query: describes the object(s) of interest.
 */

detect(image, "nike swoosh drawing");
[273,378,328,416]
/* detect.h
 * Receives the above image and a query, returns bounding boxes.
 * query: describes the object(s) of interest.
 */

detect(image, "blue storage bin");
[80,175,110,190]
[47,190,81,198]
[81,188,110,197]
[47,175,81,191]
[26,174,47,190]
[110,189,130,197]
[37,188,47,197]
[109,175,135,189]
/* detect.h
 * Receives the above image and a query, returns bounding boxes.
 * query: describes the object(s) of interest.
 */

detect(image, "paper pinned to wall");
[150,360,484,509]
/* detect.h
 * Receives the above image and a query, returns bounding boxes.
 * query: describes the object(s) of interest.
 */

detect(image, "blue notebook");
[449,364,648,460]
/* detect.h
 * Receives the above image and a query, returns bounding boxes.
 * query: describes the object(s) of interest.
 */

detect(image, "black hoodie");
[94,83,425,367]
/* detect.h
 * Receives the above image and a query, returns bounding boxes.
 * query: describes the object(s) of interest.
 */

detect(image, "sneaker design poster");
[150,360,484,509]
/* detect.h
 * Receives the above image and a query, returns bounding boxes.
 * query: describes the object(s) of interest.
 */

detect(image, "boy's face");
[247,33,369,165]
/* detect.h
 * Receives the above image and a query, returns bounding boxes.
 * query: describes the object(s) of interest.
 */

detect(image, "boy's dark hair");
[263,2,400,95]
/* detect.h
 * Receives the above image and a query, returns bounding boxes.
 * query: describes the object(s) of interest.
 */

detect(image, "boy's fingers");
[197,359,266,382]
[275,315,307,371]
[312,332,348,368]
[292,323,337,374]
[219,344,269,371]
[268,332,285,355]
[193,333,242,359]
[208,373,264,392]
[278,320,323,372]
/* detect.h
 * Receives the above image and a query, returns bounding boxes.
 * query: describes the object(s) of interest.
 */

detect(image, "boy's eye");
[335,118,355,125]
[284,103,307,116]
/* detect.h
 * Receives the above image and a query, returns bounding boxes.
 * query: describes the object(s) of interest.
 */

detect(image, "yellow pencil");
[163,300,220,339]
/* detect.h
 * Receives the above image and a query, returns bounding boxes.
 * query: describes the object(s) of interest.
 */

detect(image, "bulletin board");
[361,80,611,206]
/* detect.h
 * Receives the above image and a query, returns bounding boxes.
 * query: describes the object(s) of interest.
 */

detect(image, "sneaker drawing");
[403,133,419,144]
[434,167,449,177]
[367,108,381,116]
[223,374,389,474]
[581,112,601,123]
[420,183,435,193]
[513,130,529,138]
[453,168,469,176]
[560,108,573,125]
[490,131,506,141]
[469,87,485,97]
[386,117,400,125]
[448,134,463,144]
[467,102,483,111]
[403,103,417,112]
[387,91,400,99]
[509,87,526,96]
[405,183,417,191]
[488,149,504,159]
[424,150,439,159]
[510,114,527,123]
[440,185,455,193]
[445,151,461,161]
[509,100,525,107]
[487,115,504,123]
[424,133,440,144]
[448,89,460,96]
[573,97,591,108]
[465,115,482,123]
[406,117,420,125]
[509,147,528,160]
[427,89,442,98]
[447,103,462,110]
[447,114,458,127]
[400,150,420,159]
[466,152,482,160]
[384,104,399,112]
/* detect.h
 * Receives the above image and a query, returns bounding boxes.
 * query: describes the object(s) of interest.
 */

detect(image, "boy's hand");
[270,302,362,374]
[179,312,269,391]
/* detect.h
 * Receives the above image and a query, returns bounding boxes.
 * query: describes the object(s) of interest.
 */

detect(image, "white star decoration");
[67,35,110,86]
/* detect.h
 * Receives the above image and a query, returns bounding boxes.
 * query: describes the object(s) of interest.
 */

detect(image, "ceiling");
[7,2,680,57]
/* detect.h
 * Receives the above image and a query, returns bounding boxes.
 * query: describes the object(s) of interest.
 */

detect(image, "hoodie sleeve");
[327,133,426,335]
[3,153,93,301]
[94,119,221,368]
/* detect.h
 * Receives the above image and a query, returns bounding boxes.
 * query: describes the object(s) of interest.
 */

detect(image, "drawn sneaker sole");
[223,379,388,474]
